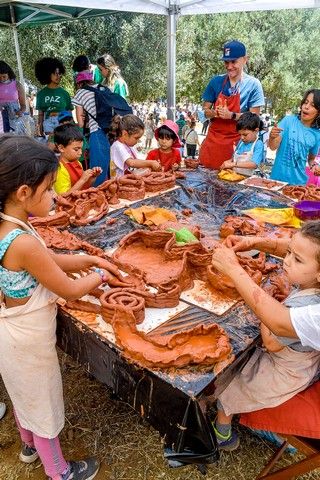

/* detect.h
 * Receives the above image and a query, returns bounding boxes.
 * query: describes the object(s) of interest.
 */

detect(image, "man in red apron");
[199,40,265,169]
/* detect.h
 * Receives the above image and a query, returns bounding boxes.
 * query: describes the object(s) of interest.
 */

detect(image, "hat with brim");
[220,40,246,61]
[76,71,93,83]
[154,119,182,148]
[58,111,73,123]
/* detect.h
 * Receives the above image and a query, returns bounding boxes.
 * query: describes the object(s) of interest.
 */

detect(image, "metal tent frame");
[1,0,319,118]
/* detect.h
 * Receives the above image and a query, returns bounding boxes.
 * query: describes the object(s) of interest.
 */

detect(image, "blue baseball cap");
[221,40,246,61]
[58,110,73,123]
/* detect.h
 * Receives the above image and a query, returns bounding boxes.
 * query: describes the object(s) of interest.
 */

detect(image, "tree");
[0,9,319,115]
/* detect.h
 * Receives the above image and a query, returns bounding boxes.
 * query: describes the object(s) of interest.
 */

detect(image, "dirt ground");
[0,351,319,480]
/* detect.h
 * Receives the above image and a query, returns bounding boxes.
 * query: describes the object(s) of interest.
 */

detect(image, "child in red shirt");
[146,119,182,171]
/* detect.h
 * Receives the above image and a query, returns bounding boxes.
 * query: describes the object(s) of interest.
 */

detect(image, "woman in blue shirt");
[270,89,320,185]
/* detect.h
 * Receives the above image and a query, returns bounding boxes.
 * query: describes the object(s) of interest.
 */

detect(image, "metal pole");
[12,27,24,84]
[166,4,179,121]
[9,5,25,85]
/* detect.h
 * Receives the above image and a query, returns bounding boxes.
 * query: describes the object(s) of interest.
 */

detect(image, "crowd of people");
[0,40,320,480]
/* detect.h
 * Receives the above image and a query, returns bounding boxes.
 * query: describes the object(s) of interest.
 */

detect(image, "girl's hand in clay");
[220,160,235,170]
[224,235,257,252]
[149,160,162,172]
[92,256,123,279]
[212,245,240,275]
[91,167,103,177]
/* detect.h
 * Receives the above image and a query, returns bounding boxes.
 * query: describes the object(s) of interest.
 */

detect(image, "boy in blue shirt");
[220,112,264,175]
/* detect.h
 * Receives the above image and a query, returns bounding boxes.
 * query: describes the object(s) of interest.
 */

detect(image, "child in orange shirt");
[146,120,182,171]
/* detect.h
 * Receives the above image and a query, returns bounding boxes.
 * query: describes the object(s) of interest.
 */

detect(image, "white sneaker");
[0,402,6,420]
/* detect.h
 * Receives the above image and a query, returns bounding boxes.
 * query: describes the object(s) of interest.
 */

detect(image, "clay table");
[56,169,291,468]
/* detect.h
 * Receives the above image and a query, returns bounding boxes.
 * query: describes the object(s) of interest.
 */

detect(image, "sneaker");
[62,457,100,480]
[216,430,240,452]
[19,443,39,464]
[248,428,297,454]
[213,423,240,452]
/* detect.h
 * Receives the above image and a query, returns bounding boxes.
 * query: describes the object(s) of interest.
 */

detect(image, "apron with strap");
[0,213,64,438]
[233,138,258,176]
[61,159,91,190]
[199,75,241,169]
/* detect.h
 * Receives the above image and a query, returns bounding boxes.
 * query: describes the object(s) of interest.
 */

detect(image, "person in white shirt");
[219,230,320,348]
[109,114,160,177]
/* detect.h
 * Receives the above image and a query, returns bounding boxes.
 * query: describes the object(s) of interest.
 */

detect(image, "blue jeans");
[89,129,110,186]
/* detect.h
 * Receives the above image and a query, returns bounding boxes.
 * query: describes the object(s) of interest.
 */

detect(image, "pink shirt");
[0,80,19,104]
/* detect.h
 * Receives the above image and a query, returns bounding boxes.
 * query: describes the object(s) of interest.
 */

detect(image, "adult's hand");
[216,105,233,120]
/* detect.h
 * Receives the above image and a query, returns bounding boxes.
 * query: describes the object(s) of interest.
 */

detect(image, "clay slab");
[181,280,238,315]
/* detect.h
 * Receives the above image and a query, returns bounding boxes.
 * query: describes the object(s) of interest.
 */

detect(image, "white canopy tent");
[2,0,320,118]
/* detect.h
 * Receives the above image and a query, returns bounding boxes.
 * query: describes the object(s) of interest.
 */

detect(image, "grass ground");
[0,351,319,480]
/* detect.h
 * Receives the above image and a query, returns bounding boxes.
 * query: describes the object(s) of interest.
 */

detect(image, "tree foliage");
[0,8,319,115]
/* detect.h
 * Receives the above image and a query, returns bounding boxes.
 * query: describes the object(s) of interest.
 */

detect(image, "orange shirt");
[147,148,181,171]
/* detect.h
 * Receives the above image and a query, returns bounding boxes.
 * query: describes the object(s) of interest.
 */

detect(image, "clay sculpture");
[107,307,232,369]
[117,174,146,200]
[97,178,119,204]
[35,225,105,257]
[184,158,199,169]
[141,172,176,192]
[282,184,320,201]
[30,211,70,228]
[56,189,109,226]
[220,215,294,240]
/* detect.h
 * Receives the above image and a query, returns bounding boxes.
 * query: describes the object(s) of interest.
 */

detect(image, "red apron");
[199,76,241,169]
[61,160,90,190]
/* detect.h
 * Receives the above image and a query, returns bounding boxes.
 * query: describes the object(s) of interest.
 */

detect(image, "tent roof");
[0,2,116,27]
[0,0,319,28]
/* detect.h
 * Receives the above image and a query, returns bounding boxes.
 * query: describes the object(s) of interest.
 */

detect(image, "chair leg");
[256,441,288,479]
[257,452,320,480]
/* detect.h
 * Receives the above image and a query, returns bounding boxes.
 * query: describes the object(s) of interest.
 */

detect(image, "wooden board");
[239,176,288,191]
[180,280,239,316]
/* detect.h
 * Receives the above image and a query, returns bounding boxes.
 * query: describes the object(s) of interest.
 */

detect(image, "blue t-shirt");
[202,73,265,112]
[234,139,264,165]
[270,115,320,185]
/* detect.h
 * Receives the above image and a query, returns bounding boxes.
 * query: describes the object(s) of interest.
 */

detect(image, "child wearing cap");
[146,120,182,171]
[53,123,101,194]
[199,40,264,169]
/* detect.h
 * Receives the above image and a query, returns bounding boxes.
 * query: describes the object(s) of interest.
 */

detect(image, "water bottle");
[22,112,32,136]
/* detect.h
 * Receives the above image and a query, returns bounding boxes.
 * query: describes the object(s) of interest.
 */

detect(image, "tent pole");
[166,4,179,121]
[12,26,25,84]
[10,5,25,85]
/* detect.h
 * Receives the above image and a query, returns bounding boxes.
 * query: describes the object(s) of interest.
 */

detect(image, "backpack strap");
[81,85,99,123]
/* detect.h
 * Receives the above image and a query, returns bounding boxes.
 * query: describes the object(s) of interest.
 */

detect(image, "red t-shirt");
[146,148,181,171]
